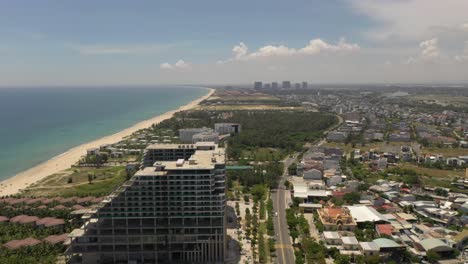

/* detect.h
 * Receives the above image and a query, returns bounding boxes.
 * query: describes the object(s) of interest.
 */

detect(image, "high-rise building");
[67,142,227,264]
[271,82,278,89]
[254,81,263,89]
[302,82,308,89]
[264,83,271,89]
[294,83,301,89]
[282,81,291,89]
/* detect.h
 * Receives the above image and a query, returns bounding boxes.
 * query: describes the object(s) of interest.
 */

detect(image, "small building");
[345,205,388,224]
[86,148,100,156]
[9,215,39,226]
[327,132,347,142]
[214,123,241,135]
[303,169,322,180]
[43,234,70,245]
[298,203,322,213]
[3,238,41,250]
[178,127,213,143]
[317,207,357,231]
[360,241,380,256]
[376,224,394,237]
[342,236,359,250]
[192,132,219,144]
[36,217,65,229]
[417,238,454,256]
[323,231,341,245]
[373,238,405,253]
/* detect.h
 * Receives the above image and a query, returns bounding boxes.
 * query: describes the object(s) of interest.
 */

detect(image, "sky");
[1,0,468,86]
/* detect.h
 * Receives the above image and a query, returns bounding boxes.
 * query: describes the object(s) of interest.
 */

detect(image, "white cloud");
[160,59,191,70]
[404,38,441,64]
[420,38,440,59]
[226,38,359,62]
[75,44,169,55]
[232,42,248,59]
[300,38,360,55]
[348,0,468,41]
[455,41,468,61]
[160,63,173,69]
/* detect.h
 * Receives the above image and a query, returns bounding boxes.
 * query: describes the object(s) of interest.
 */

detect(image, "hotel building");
[67,142,226,264]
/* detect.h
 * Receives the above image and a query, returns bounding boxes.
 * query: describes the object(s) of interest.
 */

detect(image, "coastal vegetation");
[156,110,337,161]
[22,166,127,197]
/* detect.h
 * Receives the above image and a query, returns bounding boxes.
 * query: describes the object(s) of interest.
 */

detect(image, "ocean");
[0,86,208,181]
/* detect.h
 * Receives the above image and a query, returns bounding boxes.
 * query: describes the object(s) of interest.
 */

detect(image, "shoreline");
[0,87,214,196]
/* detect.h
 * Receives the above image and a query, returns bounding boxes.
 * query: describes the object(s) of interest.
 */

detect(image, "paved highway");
[271,114,342,263]
[272,155,296,264]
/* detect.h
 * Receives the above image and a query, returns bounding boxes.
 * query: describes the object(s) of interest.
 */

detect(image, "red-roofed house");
[36,217,65,229]
[53,205,66,210]
[9,215,39,225]
[26,198,42,205]
[72,204,85,210]
[76,196,93,204]
[3,238,41,250]
[43,234,69,245]
[376,224,394,236]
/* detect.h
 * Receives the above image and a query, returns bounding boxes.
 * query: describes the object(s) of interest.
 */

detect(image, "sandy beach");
[0,88,214,196]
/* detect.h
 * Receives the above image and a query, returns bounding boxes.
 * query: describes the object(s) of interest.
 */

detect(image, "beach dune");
[0,88,214,196]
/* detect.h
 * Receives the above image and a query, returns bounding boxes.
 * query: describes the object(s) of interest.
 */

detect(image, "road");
[271,114,342,263]
[272,155,296,264]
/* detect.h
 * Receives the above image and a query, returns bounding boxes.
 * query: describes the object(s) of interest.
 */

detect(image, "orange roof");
[326,207,345,218]
[376,224,393,236]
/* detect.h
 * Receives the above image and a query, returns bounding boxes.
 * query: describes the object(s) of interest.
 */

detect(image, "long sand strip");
[0,88,214,196]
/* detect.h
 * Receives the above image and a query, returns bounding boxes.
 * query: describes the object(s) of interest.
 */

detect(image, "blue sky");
[1,0,468,85]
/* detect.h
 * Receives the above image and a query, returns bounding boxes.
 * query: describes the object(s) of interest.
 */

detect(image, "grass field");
[399,164,465,178]
[206,95,281,103]
[22,166,127,197]
[240,148,284,162]
[420,147,468,157]
[196,105,305,111]
[409,95,468,108]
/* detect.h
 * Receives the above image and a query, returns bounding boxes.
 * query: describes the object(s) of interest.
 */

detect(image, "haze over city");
[1,0,468,86]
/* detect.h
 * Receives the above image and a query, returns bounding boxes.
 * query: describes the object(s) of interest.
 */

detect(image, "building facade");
[178,128,213,143]
[67,143,226,264]
[214,123,241,135]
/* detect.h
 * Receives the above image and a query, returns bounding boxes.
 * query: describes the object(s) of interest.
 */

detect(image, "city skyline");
[1,0,468,86]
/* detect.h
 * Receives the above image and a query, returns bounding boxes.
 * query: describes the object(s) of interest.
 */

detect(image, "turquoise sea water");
[0,86,208,181]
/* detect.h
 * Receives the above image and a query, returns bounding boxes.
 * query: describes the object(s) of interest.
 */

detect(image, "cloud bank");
[160,59,191,70]
[226,38,360,62]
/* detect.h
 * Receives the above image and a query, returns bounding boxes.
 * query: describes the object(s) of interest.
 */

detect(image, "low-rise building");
[317,207,357,231]
[360,241,380,256]
[323,231,341,245]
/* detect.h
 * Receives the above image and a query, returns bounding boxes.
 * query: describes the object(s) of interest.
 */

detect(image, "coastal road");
[272,155,296,264]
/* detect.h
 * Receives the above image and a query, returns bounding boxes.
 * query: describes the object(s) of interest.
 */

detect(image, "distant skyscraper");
[254,81,262,89]
[302,82,308,89]
[272,82,279,89]
[264,83,271,89]
[294,83,301,89]
[282,81,291,89]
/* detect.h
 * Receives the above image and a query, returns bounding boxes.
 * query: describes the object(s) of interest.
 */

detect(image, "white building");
[192,132,219,143]
[214,123,241,135]
[178,127,213,143]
